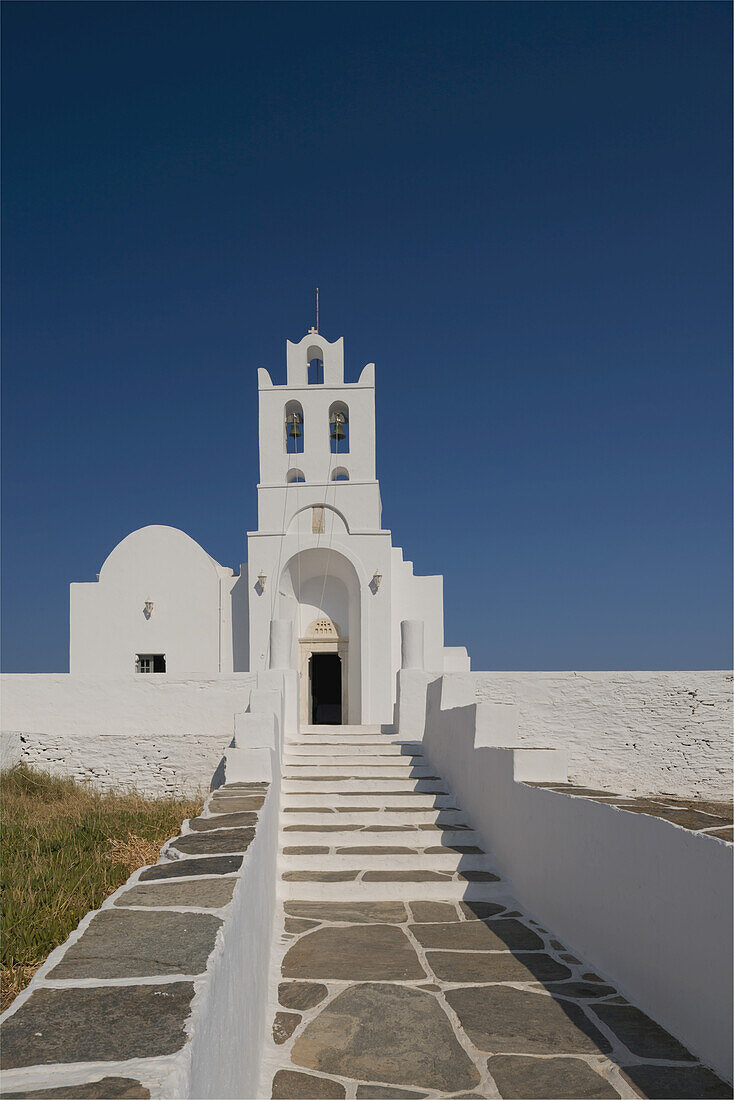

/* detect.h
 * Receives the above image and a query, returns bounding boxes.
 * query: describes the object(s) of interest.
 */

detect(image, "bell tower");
[255,330,381,534]
[247,327,450,726]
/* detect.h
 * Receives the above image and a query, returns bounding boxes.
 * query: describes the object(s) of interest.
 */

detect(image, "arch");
[286,502,350,535]
[284,399,304,454]
[304,617,340,640]
[331,466,349,481]
[286,468,305,484]
[329,400,349,454]
[307,344,324,385]
[98,525,221,581]
[277,547,362,723]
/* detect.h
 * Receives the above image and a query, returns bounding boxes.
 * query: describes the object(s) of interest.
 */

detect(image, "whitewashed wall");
[420,677,733,1082]
[441,670,732,798]
[70,525,245,676]
[1,673,257,795]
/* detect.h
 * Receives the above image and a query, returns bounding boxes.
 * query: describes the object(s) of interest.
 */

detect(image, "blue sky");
[2,1,731,672]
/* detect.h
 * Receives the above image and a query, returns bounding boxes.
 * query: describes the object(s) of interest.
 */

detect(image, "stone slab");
[139,855,242,880]
[488,1055,620,1098]
[336,846,417,855]
[208,796,266,812]
[3,1079,150,1099]
[274,1011,302,1044]
[619,1065,733,1099]
[169,828,254,855]
[272,1070,346,1099]
[590,1004,695,1060]
[189,812,258,830]
[285,918,321,933]
[279,982,329,1011]
[284,902,407,924]
[282,925,425,981]
[283,871,359,882]
[411,919,543,952]
[355,1088,428,1099]
[409,902,459,923]
[546,981,617,999]
[445,986,612,1054]
[48,909,222,979]
[210,794,264,810]
[114,879,236,909]
[427,951,572,983]
[362,871,451,882]
[459,902,507,920]
[283,847,331,855]
[291,983,480,1092]
[0,983,195,1067]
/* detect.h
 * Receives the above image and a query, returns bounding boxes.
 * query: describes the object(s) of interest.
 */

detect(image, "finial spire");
[316,287,319,333]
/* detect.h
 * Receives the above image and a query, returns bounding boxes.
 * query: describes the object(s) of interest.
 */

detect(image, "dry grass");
[1,764,203,1011]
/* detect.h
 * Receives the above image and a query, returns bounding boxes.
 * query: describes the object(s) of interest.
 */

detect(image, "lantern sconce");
[257,571,267,594]
[143,600,154,619]
[371,569,382,594]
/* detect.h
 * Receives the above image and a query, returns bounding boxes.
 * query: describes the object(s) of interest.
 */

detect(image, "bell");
[286,413,302,439]
[329,413,346,441]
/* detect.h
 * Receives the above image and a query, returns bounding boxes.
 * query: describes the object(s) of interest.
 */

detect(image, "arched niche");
[329,400,349,454]
[277,547,361,724]
[284,399,304,454]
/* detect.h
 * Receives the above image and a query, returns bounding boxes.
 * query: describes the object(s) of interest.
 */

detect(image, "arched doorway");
[302,618,348,724]
[277,548,361,725]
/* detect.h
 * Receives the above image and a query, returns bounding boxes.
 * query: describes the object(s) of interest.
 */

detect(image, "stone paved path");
[262,726,732,1100]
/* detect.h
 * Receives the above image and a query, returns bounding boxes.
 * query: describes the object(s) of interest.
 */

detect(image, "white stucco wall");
[1,730,21,770]
[1,673,257,795]
[70,525,244,676]
[462,670,732,798]
[420,679,733,1082]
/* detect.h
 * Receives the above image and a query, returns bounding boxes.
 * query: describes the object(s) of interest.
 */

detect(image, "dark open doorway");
[310,653,342,724]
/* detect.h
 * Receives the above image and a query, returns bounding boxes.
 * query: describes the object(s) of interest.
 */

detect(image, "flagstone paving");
[263,725,733,1100]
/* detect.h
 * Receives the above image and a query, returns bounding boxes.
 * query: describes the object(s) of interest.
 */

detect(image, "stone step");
[280,791,456,808]
[281,778,448,794]
[280,806,470,825]
[283,753,425,765]
[280,850,495,872]
[282,764,435,779]
[280,826,480,845]
[278,877,505,901]
[298,725,386,735]
[284,743,423,756]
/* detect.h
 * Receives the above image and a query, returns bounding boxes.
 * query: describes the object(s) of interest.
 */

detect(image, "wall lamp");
[372,569,382,592]
[257,571,267,593]
[144,600,154,619]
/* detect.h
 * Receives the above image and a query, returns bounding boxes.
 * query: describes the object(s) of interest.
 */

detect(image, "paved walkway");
[262,726,732,1100]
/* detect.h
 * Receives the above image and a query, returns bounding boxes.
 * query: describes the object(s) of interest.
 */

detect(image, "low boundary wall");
[397,668,732,798]
[413,674,733,1082]
[0,673,258,795]
[0,754,281,1098]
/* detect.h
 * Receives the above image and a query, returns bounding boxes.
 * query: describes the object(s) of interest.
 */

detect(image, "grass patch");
[1,763,203,1011]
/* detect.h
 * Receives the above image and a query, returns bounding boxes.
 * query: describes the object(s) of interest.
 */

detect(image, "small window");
[137,654,166,673]
[308,357,324,384]
[307,344,324,384]
[332,467,349,481]
[287,468,305,484]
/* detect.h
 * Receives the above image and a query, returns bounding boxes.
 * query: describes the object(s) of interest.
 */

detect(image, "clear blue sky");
[2,1,731,672]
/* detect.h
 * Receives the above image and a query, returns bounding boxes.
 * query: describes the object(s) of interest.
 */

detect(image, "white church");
[69,328,469,725]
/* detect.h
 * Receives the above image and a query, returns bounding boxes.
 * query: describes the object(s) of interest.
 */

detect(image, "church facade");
[69,329,469,725]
